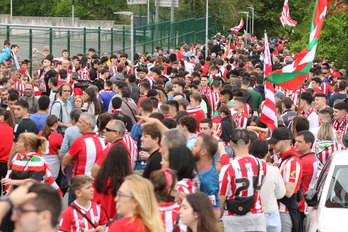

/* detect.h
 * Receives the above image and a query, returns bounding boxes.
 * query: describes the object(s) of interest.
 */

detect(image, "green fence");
[0,16,214,75]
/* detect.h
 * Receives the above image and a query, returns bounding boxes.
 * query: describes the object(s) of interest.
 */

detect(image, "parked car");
[305,150,348,232]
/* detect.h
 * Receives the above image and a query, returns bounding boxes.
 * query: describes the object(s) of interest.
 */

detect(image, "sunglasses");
[116,191,134,198]
[105,127,118,133]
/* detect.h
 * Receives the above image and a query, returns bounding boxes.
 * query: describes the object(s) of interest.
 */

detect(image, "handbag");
[225,158,261,215]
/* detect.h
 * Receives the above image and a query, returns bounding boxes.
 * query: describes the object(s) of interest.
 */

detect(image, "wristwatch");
[217,139,224,143]
[0,196,13,209]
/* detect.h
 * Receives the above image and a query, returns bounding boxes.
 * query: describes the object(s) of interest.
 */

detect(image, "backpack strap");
[69,205,96,229]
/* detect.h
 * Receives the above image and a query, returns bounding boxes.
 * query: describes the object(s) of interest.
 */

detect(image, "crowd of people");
[0,32,346,232]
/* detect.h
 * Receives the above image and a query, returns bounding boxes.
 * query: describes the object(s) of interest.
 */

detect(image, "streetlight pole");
[247,7,254,35]
[72,0,75,27]
[239,12,248,44]
[10,0,12,24]
[239,11,249,34]
[147,0,150,24]
[205,0,208,59]
[114,12,134,65]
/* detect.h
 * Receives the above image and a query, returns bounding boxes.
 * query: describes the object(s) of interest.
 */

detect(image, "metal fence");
[0,16,214,75]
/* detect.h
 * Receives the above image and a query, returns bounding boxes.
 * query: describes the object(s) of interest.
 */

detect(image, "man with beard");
[191,134,220,218]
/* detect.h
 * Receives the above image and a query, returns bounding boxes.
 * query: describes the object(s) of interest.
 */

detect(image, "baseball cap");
[230,129,249,145]
[274,91,285,99]
[332,71,341,78]
[267,127,291,144]
[45,70,57,79]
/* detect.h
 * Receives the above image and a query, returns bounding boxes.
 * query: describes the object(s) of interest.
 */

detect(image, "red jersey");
[123,131,138,168]
[59,201,108,232]
[186,106,205,132]
[299,152,318,212]
[78,67,90,80]
[158,202,184,232]
[39,130,63,155]
[332,115,348,141]
[219,155,267,216]
[109,217,148,232]
[177,178,196,194]
[0,122,13,163]
[232,112,248,129]
[109,64,117,76]
[319,82,331,97]
[11,79,25,96]
[200,86,211,95]
[68,133,106,177]
[313,140,346,169]
[93,179,117,220]
[207,92,221,118]
[96,139,134,170]
[278,148,303,212]
[33,83,41,97]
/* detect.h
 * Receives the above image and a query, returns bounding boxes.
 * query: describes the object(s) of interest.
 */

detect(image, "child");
[59,175,108,232]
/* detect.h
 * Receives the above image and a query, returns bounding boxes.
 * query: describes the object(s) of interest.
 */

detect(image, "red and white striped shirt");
[299,152,319,212]
[109,64,117,76]
[332,115,348,141]
[219,156,267,216]
[11,79,25,96]
[123,131,138,169]
[232,112,248,129]
[68,133,106,177]
[177,178,196,194]
[59,201,108,232]
[78,67,90,80]
[200,86,211,95]
[158,202,186,232]
[207,92,221,118]
[278,150,303,212]
[313,140,346,169]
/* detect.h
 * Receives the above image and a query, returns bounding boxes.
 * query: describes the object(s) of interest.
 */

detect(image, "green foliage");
[289,12,348,70]
[0,0,129,21]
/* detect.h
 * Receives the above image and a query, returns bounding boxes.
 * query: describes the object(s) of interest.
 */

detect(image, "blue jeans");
[265,210,281,232]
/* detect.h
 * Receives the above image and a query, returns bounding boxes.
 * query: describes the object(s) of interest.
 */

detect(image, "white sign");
[158,0,179,7]
[127,0,147,5]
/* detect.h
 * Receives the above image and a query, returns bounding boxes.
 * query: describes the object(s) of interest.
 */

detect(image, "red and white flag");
[279,0,297,27]
[229,18,244,33]
[260,31,278,132]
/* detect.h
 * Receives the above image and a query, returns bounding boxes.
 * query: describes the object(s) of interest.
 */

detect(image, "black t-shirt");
[14,118,39,142]
[142,149,162,179]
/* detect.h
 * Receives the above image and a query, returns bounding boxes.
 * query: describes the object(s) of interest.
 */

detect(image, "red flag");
[190,44,195,55]
[260,31,278,132]
[279,0,297,27]
[229,18,244,33]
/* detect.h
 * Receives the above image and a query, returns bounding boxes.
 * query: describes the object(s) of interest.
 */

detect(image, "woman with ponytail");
[0,132,62,231]
[39,115,63,180]
[0,108,14,183]
[150,169,185,232]
[214,105,235,145]
[1,132,62,195]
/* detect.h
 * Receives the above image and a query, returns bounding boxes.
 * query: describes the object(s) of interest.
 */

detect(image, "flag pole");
[291,85,303,142]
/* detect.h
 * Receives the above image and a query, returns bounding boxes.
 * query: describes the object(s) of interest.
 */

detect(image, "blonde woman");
[1,132,62,195]
[109,175,164,232]
[73,95,84,109]
[313,122,345,171]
